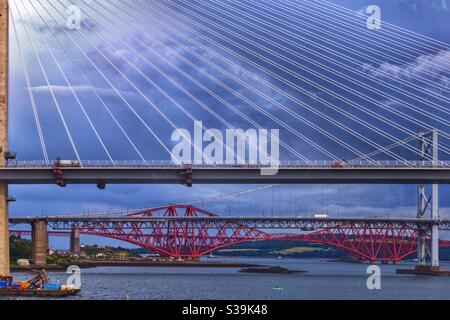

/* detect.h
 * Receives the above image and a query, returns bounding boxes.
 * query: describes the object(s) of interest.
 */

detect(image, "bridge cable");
[107,0,430,162]
[66,0,283,165]
[95,1,349,163]
[61,0,280,165]
[189,0,450,153]
[9,4,49,162]
[74,1,262,165]
[153,0,450,156]
[352,135,417,161]
[270,0,450,74]
[132,0,448,160]
[177,185,279,206]
[36,0,174,159]
[63,0,240,165]
[19,0,117,165]
[124,0,441,162]
[207,0,450,112]
[81,0,347,162]
[109,0,411,163]
[356,131,450,161]
[26,0,149,164]
[310,0,450,51]
[162,0,450,150]
[102,0,392,162]
[180,0,450,148]
[11,0,82,163]
[49,0,243,164]
[258,0,450,89]
[100,0,390,162]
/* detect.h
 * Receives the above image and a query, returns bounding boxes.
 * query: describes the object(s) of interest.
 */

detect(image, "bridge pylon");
[0,0,9,277]
[417,129,440,270]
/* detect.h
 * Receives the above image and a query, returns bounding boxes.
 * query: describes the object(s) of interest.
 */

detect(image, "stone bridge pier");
[70,227,81,255]
[31,219,48,266]
[31,221,81,265]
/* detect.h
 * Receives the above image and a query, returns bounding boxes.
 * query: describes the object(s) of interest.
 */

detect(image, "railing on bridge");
[5,159,450,168]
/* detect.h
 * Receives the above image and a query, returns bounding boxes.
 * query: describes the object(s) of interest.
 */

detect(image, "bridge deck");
[9,216,450,230]
[1,165,450,184]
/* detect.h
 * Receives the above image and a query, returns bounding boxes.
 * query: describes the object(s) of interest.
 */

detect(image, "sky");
[5,0,450,249]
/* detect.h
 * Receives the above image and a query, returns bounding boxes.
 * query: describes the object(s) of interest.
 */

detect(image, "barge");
[0,271,80,298]
[0,287,81,298]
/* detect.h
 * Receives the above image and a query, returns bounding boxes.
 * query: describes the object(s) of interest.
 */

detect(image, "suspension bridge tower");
[0,0,9,276]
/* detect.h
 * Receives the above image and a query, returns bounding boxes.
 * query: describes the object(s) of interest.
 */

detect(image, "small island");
[239,266,306,274]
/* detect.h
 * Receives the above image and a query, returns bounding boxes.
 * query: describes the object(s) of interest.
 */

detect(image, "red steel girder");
[11,206,449,261]
[73,206,435,261]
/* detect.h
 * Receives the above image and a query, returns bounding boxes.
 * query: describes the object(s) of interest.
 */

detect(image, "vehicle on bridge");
[55,159,81,167]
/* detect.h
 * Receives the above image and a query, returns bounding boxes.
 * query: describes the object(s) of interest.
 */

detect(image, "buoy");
[272,285,283,291]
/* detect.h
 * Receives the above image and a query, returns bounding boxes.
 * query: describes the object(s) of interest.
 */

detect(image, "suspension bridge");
[0,0,449,276]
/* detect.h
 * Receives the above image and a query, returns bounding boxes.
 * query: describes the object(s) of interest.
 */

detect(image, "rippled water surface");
[5,258,450,300]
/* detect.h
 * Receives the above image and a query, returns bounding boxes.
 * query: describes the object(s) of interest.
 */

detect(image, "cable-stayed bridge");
[0,0,449,275]
[7,0,450,164]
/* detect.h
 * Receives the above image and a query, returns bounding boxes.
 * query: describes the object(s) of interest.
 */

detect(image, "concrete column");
[0,183,8,276]
[32,220,48,266]
[0,0,9,277]
[70,227,80,255]
[0,0,7,159]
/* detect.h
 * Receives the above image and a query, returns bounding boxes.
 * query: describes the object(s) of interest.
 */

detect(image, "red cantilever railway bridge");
[9,205,450,262]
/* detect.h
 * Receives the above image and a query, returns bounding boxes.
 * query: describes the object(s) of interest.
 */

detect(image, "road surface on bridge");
[2,160,450,184]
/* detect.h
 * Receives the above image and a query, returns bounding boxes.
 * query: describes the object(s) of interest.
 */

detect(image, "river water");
[6,258,450,300]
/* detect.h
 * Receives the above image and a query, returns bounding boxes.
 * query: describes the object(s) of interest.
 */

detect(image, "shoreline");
[11,260,262,272]
[10,256,427,273]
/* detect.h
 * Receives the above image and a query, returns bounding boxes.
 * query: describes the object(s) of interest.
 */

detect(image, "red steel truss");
[10,206,450,262]
[270,225,425,262]
[79,206,269,258]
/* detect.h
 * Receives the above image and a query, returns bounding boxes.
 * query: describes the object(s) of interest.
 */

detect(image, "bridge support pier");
[32,220,48,266]
[70,227,80,255]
